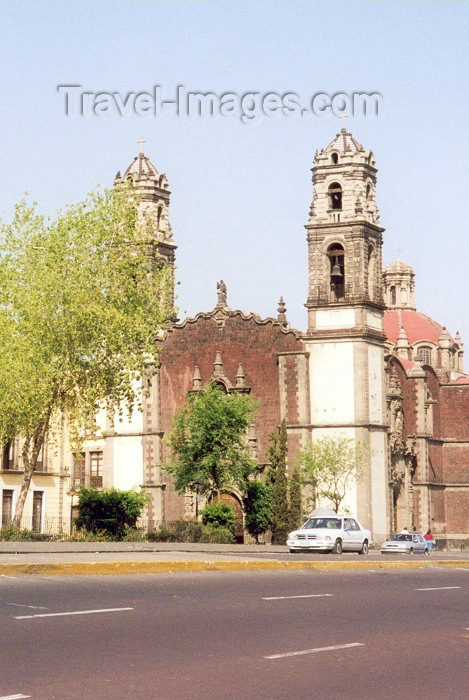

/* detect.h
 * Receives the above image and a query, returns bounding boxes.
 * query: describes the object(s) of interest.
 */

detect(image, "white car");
[380,533,428,555]
[287,515,372,555]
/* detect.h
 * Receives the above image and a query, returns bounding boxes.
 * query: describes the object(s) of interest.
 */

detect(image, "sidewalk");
[1,541,469,575]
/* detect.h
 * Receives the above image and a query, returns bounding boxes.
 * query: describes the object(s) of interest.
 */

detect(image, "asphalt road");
[1,567,469,700]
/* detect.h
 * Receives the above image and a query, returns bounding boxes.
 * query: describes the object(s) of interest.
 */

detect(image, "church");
[2,129,469,547]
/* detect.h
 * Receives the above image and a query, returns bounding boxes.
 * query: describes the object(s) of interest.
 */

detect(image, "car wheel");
[359,540,369,555]
[332,539,343,555]
[409,547,414,555]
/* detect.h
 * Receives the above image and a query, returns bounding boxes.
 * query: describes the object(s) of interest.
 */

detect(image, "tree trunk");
[12,419,49,528]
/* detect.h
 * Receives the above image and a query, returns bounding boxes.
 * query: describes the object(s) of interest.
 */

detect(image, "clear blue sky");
[1,0,468,349]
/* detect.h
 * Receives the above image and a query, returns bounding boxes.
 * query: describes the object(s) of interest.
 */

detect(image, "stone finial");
[277,296,288,325]
[192,366,202,391]
[216,280,227,307]
[235,363,246,388]
[396,326,410,360]
[438,326,451,349]
[213,351,223,377]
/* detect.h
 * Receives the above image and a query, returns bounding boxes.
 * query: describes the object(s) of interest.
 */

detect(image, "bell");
[331,257,343,277]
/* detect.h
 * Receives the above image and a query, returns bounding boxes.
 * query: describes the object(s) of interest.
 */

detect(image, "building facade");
[2,130,469,546]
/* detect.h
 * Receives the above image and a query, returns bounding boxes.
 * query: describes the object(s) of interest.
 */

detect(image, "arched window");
[331,152,339,164]
[390,285,396,305]
[328,182,342,210]
[327,244,345,300]
[157,205,163,229]
[417,346,432,365]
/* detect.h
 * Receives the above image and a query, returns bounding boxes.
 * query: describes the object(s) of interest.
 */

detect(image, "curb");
[1,559,469,575]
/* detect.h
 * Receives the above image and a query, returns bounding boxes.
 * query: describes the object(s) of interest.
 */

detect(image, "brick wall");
[157,311,306,467]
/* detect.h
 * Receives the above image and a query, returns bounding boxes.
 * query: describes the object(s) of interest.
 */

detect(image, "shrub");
[75,486,149,540]
[0,526,35,541]
[200,525,235,544]
[201,502,236,534]
[147,520,204,543]
[122,526,148,542]
[147,519,234,543]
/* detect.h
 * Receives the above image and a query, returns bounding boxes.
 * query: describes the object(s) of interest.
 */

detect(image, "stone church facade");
[2,130,469,546]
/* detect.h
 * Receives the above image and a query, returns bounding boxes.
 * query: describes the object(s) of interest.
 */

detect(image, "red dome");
[383,310,455,346]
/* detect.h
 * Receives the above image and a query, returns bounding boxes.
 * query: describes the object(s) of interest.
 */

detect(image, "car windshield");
[390,534,412,542]
[302,518,341,530]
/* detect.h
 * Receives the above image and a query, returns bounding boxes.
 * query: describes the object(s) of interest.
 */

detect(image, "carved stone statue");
[217,280,227,306]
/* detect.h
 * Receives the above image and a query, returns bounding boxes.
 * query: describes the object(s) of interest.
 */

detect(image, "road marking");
[262,594,333,600]
[415,586,461,591]
[0,695,31,699]
[6,603,49,610]
[14,607,134,620]
[265,642,364,659]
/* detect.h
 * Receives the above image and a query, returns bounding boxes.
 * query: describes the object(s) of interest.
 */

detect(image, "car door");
[343,518,361,551]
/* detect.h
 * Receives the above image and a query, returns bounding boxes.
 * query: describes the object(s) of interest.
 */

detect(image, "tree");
[268,419,290,545]
[298,434,367,513]
[0,184,174,525]
[288,463,303,530]
[243,480,273,543]
[75,486,148,539]
[165,384,258,500]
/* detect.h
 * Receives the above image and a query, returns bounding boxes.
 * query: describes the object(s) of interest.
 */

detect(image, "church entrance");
[218,493,244,543]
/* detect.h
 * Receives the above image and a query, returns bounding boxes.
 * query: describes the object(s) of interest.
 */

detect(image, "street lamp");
[67,483,77,535]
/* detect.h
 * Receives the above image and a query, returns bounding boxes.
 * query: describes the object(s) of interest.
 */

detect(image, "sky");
[1,0,469,348]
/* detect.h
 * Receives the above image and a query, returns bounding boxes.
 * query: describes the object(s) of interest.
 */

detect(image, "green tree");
[165,384,258,500]
[75,486,149,540]
[288,463,303,530]
[299,434,367,513]
[243,479,273,543]
[0,184,174,525]
[268,419,290,545]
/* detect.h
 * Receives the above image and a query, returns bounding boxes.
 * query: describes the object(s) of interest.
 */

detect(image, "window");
[90,452,103,487]
[32,491,43,533]
[328,182,342,210]
[2,490,13,526]
[73,452,86,486]
[417,346,432,365]
[331,152,338,164]
[2,441,13,470]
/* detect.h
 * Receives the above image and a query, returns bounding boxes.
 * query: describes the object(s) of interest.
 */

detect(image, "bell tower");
[114,141,177,305]
[303,128,388,540]
[306,128,384,327]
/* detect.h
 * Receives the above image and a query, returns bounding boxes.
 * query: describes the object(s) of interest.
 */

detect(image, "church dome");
[384,259,414,275]
[384,309,455,346]
[324,128,364,154]
[123,152,159,180]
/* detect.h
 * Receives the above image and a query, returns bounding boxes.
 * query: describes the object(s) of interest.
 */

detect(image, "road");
[1,567,469,699]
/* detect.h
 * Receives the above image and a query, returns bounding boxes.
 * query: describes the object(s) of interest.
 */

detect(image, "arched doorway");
[219,492,244,543]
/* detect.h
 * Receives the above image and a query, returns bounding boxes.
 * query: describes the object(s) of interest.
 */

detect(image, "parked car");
[287,515,372,554]
[380,533,428,555]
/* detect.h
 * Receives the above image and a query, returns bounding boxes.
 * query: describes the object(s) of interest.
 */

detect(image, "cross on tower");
[137,137,146,154]
[395,247,402,260]
[340,114,349,131]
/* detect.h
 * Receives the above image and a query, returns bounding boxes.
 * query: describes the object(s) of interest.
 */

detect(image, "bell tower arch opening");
[327,243,345,301]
